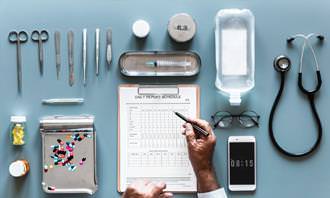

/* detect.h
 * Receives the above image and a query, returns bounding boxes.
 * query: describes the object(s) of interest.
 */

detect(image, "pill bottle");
[10,116,26,146]
[9,160,30,177]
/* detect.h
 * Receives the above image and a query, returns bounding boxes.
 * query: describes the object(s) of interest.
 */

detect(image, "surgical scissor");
[8,31,28,92]
[31,30,49,75]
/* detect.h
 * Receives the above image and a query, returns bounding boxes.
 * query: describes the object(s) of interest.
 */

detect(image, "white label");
[221,29,247,75]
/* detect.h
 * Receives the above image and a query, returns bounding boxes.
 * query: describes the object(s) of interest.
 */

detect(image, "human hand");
[182,118,216,173]
[122,180,173,198]
[182,118,220,193]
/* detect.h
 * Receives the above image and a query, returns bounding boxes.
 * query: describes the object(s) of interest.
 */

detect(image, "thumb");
[149,182,166,197]
[184,123,196,146]
[159,192,174,198]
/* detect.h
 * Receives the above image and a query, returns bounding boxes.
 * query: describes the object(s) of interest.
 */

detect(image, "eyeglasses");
[211,110,260,128]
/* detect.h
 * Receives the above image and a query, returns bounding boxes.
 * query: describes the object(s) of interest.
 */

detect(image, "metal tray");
[40,115,97,195]
[119,51,201,76]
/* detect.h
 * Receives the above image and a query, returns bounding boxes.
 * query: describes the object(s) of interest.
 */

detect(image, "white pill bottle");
[215,9,255,106]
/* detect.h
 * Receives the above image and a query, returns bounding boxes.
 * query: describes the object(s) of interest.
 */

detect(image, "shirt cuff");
[197,188,227,198]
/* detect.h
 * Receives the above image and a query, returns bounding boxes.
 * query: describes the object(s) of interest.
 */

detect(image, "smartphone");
[228,136,256,191]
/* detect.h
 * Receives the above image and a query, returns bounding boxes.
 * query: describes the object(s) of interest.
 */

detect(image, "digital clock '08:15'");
[230,159,254,168]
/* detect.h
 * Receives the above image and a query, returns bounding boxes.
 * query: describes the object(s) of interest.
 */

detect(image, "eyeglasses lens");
[239,111,259,128]
[214,112,232,128]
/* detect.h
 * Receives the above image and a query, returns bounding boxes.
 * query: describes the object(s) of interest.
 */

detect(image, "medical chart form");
[118,85,199,192]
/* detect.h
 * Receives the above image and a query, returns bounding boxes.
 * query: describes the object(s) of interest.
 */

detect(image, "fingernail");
[156,182,166,188]
[181,128,186,135]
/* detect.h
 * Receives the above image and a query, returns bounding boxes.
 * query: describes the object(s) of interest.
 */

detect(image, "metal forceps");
[8,31,28,92]
[31,30,49,75]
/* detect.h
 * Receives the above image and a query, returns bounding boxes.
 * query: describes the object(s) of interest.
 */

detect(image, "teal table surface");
[1,0,330,197]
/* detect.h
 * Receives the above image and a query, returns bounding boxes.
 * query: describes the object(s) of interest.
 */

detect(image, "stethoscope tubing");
[269,71,322,157]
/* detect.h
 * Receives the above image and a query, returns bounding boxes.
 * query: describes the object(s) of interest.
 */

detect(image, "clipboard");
[118,84,200,193]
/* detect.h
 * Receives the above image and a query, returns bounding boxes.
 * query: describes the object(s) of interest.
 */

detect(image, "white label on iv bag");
[221,29,247,76]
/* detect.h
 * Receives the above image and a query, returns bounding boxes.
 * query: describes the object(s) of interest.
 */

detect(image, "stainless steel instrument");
[67,31,74,86]
[82,29,87,86]
[55,31,61,80]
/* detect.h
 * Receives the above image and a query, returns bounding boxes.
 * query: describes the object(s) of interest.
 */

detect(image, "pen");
[174,112,209,137]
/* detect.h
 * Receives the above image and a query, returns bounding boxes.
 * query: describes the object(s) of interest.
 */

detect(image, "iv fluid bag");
[215,9,255,106]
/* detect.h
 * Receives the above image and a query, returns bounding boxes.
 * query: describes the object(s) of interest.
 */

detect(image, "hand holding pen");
[181,118,220,193]
[174,112,209,136]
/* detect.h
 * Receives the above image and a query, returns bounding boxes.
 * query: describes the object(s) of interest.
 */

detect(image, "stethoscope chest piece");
[274,55,291,73]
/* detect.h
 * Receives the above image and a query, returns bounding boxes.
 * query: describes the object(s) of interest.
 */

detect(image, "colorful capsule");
[44,165,48,173]
[48,186,56,191]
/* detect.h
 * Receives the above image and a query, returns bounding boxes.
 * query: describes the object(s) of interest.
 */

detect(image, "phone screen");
[229,142,255,185]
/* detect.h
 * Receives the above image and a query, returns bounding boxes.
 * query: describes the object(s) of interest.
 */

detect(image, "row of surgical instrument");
[8,28,113,91]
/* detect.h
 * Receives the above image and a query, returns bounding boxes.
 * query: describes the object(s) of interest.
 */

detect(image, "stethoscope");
[269,33,324,157]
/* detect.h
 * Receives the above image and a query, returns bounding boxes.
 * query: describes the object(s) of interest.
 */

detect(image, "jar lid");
[9,160,27,177]
[10,116,26,123]
[132,20,150,38]
[168,13,196,43]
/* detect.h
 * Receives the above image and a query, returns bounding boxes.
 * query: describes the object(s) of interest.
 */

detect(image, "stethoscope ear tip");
[286,37,295,43]
[287,34,325,43]
[317,35,325,41]
[274,55,291,73]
